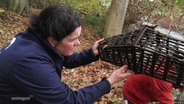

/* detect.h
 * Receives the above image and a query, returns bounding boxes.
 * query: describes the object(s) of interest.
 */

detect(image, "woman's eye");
[69,39,76,42]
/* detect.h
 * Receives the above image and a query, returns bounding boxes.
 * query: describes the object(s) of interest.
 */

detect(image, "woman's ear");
[47,37,58,47]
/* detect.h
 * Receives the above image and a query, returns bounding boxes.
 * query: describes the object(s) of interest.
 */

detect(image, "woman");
[0,5,133,104]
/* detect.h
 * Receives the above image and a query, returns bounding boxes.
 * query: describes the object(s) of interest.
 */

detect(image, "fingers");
[92,38,105,56]
[107,65,134,85]
[119,65,134,77]
[93,38,104,49]
[126,70,134,74]
[97,38,104,43]
[95,38,104,45]
[120,65,128,73]
[123,70,134,77]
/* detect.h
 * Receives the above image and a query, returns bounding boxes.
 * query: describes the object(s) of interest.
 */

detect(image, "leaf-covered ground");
[0,10,125,104]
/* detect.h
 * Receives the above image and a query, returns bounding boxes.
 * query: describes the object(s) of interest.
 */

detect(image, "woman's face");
[55,26,81,56]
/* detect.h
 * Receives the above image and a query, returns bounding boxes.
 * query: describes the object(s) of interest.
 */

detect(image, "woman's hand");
[92,38,104,56]
[107,65,134,85]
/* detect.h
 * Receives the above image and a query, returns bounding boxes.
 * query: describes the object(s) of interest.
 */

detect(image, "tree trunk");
[41,0,61,9]
[8,0,31,16]
[29,0,43,9]
[0,0,9,8]
[103,0,129,38]
[0,0,31,17]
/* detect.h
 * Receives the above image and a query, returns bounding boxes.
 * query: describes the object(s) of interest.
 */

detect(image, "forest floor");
[0,10,125,104]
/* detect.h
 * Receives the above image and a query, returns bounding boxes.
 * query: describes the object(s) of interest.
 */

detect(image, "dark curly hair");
[29,5,81,41]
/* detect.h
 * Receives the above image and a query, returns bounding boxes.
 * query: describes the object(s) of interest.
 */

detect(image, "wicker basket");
[98,26,184,87]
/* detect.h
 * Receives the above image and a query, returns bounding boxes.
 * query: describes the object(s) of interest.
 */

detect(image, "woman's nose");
[75,39,80,46]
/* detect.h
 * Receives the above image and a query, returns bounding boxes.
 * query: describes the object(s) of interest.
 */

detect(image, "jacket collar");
[26,28,65,62]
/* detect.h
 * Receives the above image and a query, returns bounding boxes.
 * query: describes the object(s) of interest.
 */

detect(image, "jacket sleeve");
[63,48,99,68]
[8,54,110,104]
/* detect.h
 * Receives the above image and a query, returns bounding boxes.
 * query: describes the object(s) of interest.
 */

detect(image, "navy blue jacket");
[0,30,111,104]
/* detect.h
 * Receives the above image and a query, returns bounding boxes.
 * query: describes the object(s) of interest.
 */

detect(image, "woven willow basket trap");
[98,26,184,87]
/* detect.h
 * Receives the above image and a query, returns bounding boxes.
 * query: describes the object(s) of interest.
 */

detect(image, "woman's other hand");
[107,65,134,85]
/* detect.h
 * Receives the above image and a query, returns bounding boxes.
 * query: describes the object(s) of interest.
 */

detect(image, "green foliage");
[160,0,184,13]
[111,97,118,103]
[0,8,5,13]
[83,15,106,33]
[152,0,184,29]
[60,0,109,16]
[127,0,183,23]
[126,0,163,23]
[173,88,178,100]
[60,0,110,33]
[162,0,184,6]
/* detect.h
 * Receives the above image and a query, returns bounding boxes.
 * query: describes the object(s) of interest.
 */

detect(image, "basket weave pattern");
[98,27,184,87]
